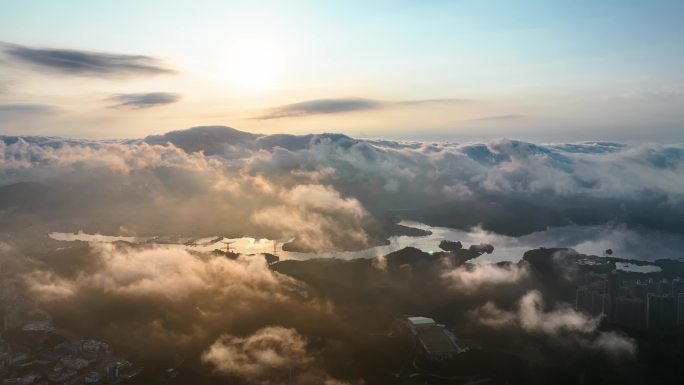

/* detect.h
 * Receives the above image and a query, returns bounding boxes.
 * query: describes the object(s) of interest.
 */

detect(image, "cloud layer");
[2,126,684,255]
[0,134,371,252]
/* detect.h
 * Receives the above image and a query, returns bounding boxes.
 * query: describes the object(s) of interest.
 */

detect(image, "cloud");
[242,133,684,237]
[0,103,59,117]
[465,114,528,122]
[256,98,381,119]
[0,126,670,382]
[22,243,293,302]
[0,135,371,252]
[618,84,683,102]
[202,327,352,385]
[0,241,14,254]
[22,270,77,299]
[471,290,637,358]
[441,262,529,292]
[17,241,345,366]
[108,92,181,109]
[145,125,261,155]
[394,98,471,106]
[473,290,598,333]
[2,126,684,254]
[1,43,174,77]
[250,184,369,252]
[591,331,638,359]
[255,97,467,119]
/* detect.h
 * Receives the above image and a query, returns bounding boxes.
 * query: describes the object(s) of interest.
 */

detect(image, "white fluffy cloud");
[23,243,292,302]
[473,290,598,333]
[591,331,638,359]
[251,184,369,252]
[202,327,354,385]
[0,137,212,179]
[0,134,371,252]
[471,290,636,358]
[441,263,529,292]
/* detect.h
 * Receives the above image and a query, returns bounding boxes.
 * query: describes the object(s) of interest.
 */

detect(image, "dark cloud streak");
[1,43,174,77]
[108,92,181,109]
[255,97,468,119]
[257,98,381,120]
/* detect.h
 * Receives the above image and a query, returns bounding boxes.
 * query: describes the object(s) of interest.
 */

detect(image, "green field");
[416,328,456,354]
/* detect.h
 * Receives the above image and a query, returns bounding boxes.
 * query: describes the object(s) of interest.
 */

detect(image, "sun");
[228,34,283,92]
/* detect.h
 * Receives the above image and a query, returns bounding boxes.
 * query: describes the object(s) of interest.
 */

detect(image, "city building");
[677,293,684,326]
[646,294,677,330]
[407,317,436,330]
[614,297,646,330]
[576,274,684,331]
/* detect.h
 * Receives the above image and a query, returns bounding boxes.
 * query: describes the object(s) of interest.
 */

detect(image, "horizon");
[0,124,678,147]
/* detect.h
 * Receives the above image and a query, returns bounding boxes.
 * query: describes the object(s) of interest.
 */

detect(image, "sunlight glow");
[227,34,284,92]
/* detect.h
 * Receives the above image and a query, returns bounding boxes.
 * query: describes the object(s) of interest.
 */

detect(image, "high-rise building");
[677,293,684,326]
[575,286,608,317]
[658,279,671,295]
[1,303,21,332]
[647,294,677,330]
[614,296,646,330]
[576,286,594,314]
[606,272,620,322]
[672,278,684,296]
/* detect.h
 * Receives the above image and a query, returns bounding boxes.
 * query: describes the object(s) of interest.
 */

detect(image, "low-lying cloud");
[473,290,598,333]
[202,327,353,385]
[0,135,371,252]
[2,126,684,255]
[23,243,288,302]
[442,263,529,292]
[471,290,636,358]
[18,242,339,361]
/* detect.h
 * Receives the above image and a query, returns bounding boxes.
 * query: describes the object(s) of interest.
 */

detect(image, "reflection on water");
[49,221,684,263]
[615,263,662,274]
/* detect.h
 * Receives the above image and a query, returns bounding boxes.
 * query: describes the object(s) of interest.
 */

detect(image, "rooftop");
[407,316,436,327]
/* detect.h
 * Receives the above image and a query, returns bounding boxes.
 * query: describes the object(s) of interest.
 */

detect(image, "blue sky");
[0,0,682,141]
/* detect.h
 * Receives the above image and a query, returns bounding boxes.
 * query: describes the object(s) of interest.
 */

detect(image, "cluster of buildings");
[404,316,463,360]
[1,278,139,385]
[0,337,140,385]
[576,272,684,330]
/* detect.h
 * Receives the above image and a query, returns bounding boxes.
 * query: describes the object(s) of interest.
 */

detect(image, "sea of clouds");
[2,126,683,256]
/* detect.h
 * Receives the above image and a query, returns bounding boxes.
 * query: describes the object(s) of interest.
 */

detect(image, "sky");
[0,0,682,141]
